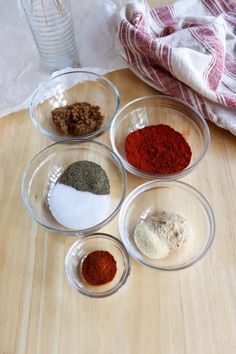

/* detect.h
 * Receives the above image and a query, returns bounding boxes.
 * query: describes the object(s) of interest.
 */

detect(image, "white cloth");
[116,0,236,135]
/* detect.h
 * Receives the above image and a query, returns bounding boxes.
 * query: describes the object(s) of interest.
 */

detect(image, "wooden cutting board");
[0,68,236,354]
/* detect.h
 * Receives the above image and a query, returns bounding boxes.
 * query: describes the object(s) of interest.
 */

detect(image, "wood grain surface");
[1,66,236,354]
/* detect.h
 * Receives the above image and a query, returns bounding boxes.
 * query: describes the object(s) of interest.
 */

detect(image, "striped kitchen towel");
[116,0,236,135]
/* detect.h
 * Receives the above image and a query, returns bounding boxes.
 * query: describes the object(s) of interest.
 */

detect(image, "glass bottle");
[21,0,78,71]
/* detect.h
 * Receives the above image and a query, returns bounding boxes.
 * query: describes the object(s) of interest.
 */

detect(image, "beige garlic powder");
[134,211,190,259]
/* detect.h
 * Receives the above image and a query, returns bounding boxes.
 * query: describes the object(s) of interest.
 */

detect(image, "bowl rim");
[65,233,131,298]
[119,179,215,271]
[21,139,127,236]
[110,94,211,180]
[30,70,120,141]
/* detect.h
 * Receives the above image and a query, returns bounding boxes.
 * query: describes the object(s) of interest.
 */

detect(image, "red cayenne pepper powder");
[81,250,117,286]
[125,124,192,174]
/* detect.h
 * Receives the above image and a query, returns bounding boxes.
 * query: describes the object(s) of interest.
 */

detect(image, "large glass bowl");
[65,233,131,298]
[110,95,210,179]
[21,140,127,236]
[119,180,215,271]
[30,70,120,141]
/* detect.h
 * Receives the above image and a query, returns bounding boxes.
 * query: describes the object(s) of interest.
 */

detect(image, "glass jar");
[21,0,78,71]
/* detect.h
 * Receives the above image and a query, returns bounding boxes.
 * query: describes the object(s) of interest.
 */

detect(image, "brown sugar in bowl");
[30,70,120,142]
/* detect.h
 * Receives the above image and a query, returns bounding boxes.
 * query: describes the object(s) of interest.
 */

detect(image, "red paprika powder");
[81,250,117,286]
[125,124,192,174]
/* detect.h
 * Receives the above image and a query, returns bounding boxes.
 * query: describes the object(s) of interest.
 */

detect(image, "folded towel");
[116,0,236,135]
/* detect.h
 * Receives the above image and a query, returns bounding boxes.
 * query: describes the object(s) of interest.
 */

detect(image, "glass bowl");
[119,180,215,270]
[110,95,210,179]
[30,70,120,141]
[65,233,131,298]
[21,140,127,235]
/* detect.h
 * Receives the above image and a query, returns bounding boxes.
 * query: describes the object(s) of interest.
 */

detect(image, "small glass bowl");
[110,95,210,179]
[65,233,131,298]
[119,180,215,271]
[21,140,127,236]
[30,70,120,141]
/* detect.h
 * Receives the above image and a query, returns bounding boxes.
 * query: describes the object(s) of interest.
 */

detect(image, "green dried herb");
[59,160,110,195]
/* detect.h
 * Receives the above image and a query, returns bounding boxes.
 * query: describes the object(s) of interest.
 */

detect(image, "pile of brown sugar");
[51,101,104,136]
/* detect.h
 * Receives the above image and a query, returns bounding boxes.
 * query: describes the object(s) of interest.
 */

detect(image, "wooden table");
[1,67,236,354]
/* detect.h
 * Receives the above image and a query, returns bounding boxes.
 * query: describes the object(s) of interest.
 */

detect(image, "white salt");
[49,183,111,229]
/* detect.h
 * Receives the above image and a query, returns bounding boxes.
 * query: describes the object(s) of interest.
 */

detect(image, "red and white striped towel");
[116,0,236,135]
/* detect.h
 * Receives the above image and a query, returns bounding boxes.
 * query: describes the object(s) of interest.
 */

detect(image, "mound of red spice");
[125,124,192,174]
[81,250,117,286]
